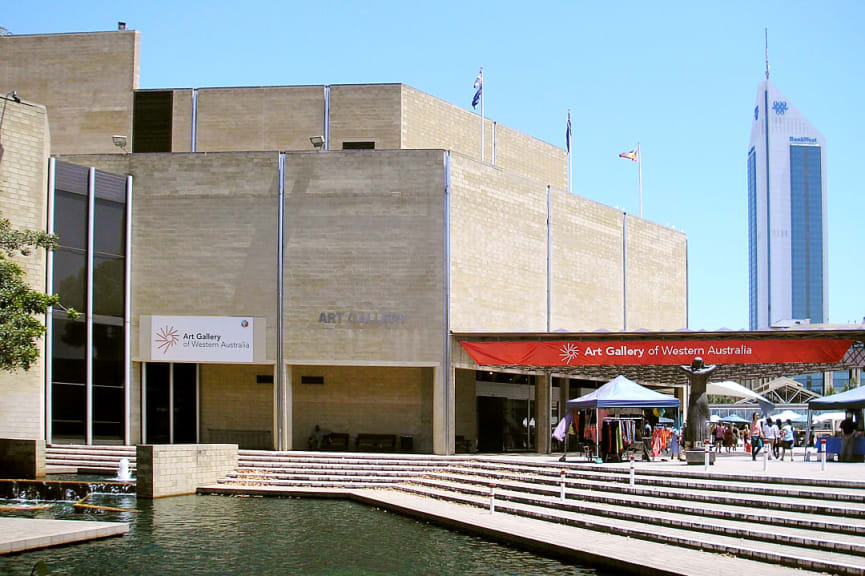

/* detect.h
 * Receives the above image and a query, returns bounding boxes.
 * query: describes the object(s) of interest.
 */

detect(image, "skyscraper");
[748,79,827,330]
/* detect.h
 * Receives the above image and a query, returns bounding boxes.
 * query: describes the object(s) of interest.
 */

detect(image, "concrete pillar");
[274,364,291,450]
[559,378,570,419]
[433,365,455,455]
[0,439,45,479]
[536,372,552,454]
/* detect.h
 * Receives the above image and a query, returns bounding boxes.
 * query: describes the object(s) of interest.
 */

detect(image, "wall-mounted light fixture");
[309,135,324,150]
[112,135,128,153]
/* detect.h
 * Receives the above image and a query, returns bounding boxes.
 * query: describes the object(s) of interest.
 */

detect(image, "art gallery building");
[0,29,690,454]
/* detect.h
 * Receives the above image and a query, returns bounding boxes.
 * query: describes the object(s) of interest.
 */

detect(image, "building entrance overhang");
[455,328,865,387]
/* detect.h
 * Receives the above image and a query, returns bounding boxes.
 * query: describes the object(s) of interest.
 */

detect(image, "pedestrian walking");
[714,422,725,453]
[780,419,795,461]
[763,417,776,461]
[750,413,763,461]
[724,424,735,453]
[773,419,783,459]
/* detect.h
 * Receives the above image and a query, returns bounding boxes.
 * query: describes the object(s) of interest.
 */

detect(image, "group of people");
[709,421,740,453]
[748,413,796,461]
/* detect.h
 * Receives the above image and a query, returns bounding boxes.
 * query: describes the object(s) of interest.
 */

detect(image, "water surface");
[1,495,601,576]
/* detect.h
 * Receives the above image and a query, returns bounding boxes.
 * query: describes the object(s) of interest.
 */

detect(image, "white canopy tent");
[706,380,774,409]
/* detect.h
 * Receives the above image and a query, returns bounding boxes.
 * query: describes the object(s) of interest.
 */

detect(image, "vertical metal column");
[276,152,286,449]
[191,89,198,152]
[124,175,133,445]
[324,86,330,151]
[141,363,147,444]
[168,363,174,443]
[85,168,95,445]
[45,158,56,443]
[442,152,452,454]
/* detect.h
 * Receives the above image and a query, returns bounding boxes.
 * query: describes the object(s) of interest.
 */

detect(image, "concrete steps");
[400,483,865,576]
[46,444,136,474]
[210,451,865,575]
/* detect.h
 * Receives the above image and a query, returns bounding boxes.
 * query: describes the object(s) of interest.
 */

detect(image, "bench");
[321,433,349,451]
[355,434,397,452]
[455,435,474,453]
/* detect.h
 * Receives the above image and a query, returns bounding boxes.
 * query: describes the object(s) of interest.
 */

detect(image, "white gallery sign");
[150,316,255,363]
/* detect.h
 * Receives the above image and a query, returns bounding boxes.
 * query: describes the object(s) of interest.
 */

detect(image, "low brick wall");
[0,439,45,479]
[136,444,238,498]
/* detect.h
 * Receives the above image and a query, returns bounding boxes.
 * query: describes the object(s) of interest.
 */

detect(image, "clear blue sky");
[4,2,863,330]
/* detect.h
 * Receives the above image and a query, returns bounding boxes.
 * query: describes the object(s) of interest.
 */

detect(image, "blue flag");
[472,69,483,110]
[566,111,572,153]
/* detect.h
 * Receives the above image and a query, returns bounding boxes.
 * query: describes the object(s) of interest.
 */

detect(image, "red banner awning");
[459,339,854,368]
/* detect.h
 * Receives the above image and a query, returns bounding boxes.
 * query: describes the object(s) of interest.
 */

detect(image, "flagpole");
[637,141,642,218]
[480,66,485,163]
[567,109,572,195]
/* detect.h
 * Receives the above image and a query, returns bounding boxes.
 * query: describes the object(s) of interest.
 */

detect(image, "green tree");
[0,214,76,372]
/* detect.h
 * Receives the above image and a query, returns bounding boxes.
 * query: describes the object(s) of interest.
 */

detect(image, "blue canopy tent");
[806,386,865,452]
[563,375,680,459]
[808,386,865,410]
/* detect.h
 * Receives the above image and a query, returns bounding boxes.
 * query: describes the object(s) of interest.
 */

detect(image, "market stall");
[558,375,680,462]
[807,386,865,461]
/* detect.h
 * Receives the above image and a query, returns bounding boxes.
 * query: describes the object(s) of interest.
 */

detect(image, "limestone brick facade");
[0,31,139,155]
[0,29,690,454]
[194,86,325,152]
[0,97,50,440]
[329,84,402,150]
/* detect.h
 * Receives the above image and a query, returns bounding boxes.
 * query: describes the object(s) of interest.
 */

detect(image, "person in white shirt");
[780,419,796,461]
[762,419,776,460]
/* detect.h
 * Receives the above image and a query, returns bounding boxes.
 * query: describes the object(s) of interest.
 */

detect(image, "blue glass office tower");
[748,80,827,330]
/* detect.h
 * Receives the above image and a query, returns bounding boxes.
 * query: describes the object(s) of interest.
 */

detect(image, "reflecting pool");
[1,495,602,575]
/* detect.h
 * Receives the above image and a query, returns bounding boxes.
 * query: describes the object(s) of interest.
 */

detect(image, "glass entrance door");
[144,362,198,444]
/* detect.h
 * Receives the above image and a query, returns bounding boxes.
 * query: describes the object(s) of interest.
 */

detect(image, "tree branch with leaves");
[0,214,77,372]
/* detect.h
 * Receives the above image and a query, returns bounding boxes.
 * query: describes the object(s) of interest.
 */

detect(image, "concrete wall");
[401,85,566,189]
[60,152,281,363]
[625,216,688,330]
[450,155,687,334]
[0,31,138,155]
[171,89,194,152]
[136,443,237,498]
[550,188,625,331]
[199,364,274,445]
[282,150,446,364]
[449,154,548,332]
[329,84,402,150]
[0,97,50,440]
[0,439,46,478]
[195,86,325,152]
[291,365,432,452]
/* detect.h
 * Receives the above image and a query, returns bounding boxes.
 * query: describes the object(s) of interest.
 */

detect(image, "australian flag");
[566,111,572,153]
[472,69,483,110]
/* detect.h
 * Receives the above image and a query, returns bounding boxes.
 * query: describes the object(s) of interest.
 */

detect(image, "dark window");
[53,248,87,312]
[301,376,324,385]
[146,363,171,444]
[93,385,125,441]
[54,190,87,250]
[51,383,86,441]
[133,91,174,153]
[52,318,86,384]
[173,363,197,443]
[342,141,375,150]
[790,145,823,323]
[93,256,124,317]
[256,375,274,384]
[51,317,87,443]
[94,198,125,256]
[93,323,124,388]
